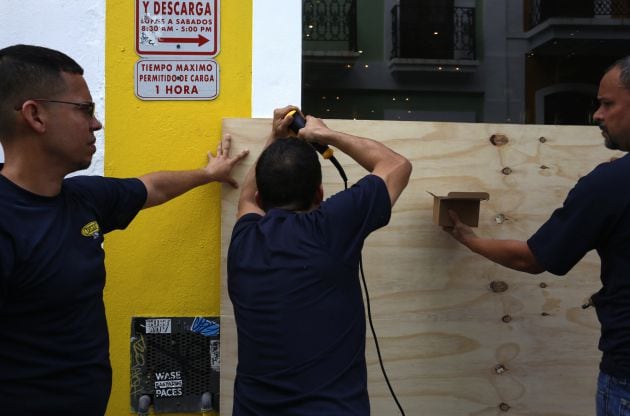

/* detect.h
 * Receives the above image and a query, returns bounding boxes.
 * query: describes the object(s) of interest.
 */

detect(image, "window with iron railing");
[529,0,630,28]
[303,0,358,52]
[391,2,476,60]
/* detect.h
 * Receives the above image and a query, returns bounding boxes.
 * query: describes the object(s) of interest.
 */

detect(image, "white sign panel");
[154,371,183,397]
[145,318,172,333]
[135,59,219,100]
[136,0,220,56]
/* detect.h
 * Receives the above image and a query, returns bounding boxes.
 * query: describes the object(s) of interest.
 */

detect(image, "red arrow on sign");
[157,34,209,47]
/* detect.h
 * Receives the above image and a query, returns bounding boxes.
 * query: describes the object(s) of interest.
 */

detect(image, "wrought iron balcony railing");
[391,5,476,61]
[303,0,358,52]
[530,0,630,28]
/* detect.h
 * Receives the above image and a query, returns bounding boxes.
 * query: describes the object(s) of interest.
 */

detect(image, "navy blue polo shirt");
[528,153,630,377]
[0,170,146,415]
[228,174,391,415]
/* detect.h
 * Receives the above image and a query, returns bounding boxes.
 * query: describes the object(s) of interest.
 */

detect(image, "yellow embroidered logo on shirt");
[81,221,101,238]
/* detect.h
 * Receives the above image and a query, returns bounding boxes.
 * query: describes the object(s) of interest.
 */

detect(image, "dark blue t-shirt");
[528,153,630,377]
[0,171,146,415]
[227,174,391,416]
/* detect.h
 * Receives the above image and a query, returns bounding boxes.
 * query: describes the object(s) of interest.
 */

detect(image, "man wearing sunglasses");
[0,44,248,415]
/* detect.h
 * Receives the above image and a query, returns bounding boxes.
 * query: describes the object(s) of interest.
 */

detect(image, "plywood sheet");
[220,118,619,415]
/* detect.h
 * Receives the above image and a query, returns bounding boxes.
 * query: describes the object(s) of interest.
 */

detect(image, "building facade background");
[302,0,630,124]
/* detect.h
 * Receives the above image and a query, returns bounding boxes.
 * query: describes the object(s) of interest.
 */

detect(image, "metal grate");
[594,0,630,15]
[303,0,358,50]
[130,317,220,413]
[391,3,476,60]
[530,0,630,28]
[454,7,476,60]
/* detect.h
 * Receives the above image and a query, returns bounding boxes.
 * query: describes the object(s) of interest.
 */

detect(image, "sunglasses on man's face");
[14,99,96,118]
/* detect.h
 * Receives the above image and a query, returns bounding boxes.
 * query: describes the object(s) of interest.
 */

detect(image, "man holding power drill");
[227,105,412,415]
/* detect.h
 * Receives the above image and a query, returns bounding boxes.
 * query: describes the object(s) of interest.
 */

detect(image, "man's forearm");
[324,131,395,173]
[464,237,545,274]
[237,133,276,214]
[322,130,411,205]
[139,169,212,208]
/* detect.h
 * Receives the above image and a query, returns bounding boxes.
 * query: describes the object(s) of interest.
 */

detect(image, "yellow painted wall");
[104,1,252,414]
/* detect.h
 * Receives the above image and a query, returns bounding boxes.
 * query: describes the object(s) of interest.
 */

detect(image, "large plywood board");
[220,118,620,415]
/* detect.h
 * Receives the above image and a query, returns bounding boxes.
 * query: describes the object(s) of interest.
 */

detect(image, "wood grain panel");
[220,118,619,415]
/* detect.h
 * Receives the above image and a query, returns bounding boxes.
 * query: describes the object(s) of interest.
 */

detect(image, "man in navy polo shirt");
[444,56,630,416]
[0,44,248,415]
[227,106,412,415]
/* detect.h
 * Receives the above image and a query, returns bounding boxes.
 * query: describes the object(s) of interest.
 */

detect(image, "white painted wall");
[0,0,302,169]
[0,0,106,175]
[252,0,302,117]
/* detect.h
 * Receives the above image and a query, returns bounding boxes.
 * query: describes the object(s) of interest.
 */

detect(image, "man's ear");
[19,101,47,134]
[314,185,324,206]
[255,191,264,210]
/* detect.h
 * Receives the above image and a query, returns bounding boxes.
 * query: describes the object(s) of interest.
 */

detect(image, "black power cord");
[360,258,406,416]
[338,166,406,416]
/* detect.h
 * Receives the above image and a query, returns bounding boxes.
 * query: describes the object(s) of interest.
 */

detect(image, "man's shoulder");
[63,175,144,196]
[357,174,386,186]
[235,212,264,225]
[591,153,630,175]
[231,212,264,238]
[575,153,630,191]
[323,174,388,207]
[63,175,106,192]
[64,174,115,188]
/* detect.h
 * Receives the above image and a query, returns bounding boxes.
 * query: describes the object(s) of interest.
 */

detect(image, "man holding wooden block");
[444,56,630,416]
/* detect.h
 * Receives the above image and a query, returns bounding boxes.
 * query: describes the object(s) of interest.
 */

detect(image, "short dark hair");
[255,138,322,211]
[0,44,84,137]
[608,55,630,89]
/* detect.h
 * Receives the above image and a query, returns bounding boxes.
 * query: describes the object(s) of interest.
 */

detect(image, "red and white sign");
[135,59,219,100]
[135,0,220,56]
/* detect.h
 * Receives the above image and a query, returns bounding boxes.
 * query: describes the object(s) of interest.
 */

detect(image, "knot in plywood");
[490,134,509,146]
[490,281,509,293]
[494,364,508,374]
